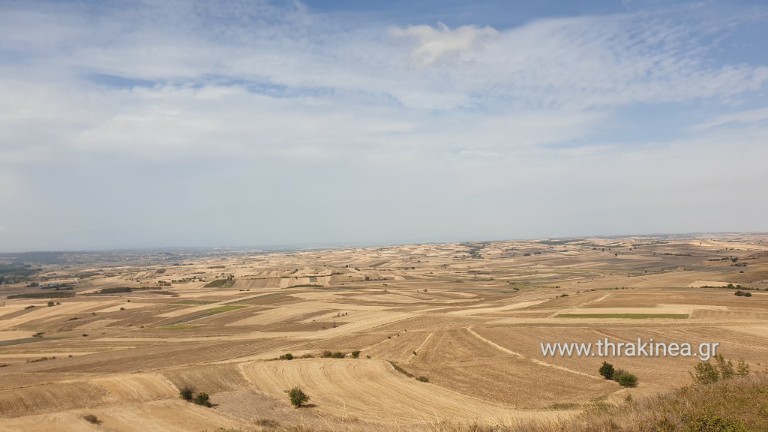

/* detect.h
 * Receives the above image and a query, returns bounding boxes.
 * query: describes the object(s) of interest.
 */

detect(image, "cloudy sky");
[0,0,767,251]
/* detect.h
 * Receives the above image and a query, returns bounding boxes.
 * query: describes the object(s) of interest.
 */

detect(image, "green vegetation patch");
[97,287,133,294]
[7,291,75,299]
[172,300,215,305]
[163,305,246,326]
[557,313,688,319]
[204,279,235,288]
[204,305,246,315]
[160,324,201,330]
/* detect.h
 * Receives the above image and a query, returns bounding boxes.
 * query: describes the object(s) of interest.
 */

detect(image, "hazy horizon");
[1,230,765,255]
[1,0,767,252]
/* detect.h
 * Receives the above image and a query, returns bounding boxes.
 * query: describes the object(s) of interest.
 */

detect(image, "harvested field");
[2,235,768,430]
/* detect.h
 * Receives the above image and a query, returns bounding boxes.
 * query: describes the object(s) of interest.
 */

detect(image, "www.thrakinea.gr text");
[540,338,719,360]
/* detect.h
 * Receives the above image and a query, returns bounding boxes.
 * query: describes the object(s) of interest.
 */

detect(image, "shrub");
[255,419,281,428]
[692,355,749,384]
[599,361,615,380]
[321,350,332,358]
[279,353,294,360]
[616,372,638,387]
[685,415,748,432]
[329,351,345,358]
[288,387,309,408]
[179,386,194,401]
[351,350,360,358]
[193,392,212,407]
[416,376,429,382]
[736,359,750,376]
[83,414,100,424]
[715,355,735,380]
[47,301,54,307]
[692,361,720,384]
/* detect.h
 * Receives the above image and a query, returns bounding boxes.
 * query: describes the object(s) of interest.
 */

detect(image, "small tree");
[279,353,294,360]
[179,386,194,401]
[193,392,212,407]
[599,361,615,380]
[289,387,309,408]
[736,359,750,376]
[714,355,735,380]
[616,372,638,387]
[83,414,100,424]
[692,355,750,384]
[692,361,720,384]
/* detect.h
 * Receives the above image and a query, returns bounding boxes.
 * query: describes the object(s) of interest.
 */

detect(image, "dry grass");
[2,234,768,430]
[212,374,768,431]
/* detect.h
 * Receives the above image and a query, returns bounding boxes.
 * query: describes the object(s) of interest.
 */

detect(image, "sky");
[0,0,767,252]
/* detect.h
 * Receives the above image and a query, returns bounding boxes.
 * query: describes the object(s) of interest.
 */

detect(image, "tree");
[599,361,615,380]
[83,414,100,424]
[289,387,309,408]
[193,392,212,407]
[692,355,750,384]
[736,359,750,377]
[616,372,638,387]
[692,361,720,384]
[714,355,735,380]
[179,386,194,401]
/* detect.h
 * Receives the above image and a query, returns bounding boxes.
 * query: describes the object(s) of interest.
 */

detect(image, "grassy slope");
[215,374,768,432]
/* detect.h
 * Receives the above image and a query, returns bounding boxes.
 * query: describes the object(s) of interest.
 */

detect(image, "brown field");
[1,234,768,430]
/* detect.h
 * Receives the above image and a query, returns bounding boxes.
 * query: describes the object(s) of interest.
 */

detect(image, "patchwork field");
[1,234,767,430]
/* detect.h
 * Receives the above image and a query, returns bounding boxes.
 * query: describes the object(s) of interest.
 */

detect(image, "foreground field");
[1,234,767,430]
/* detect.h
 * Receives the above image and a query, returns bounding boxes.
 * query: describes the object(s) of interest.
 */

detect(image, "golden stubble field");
[1,234,767,431]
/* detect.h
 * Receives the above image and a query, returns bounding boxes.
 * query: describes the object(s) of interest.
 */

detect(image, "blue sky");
[0,0,767,251]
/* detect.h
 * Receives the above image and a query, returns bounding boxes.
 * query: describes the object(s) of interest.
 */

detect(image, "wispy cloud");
[693,107,768,130]
[0,0,766,250]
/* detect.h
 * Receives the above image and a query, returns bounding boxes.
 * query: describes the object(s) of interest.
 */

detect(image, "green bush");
[416,376,429,382]
[288,387,309,408]
[193,392,212,407]
[83,414,100,424]
[351,350,360,358]
[279,353,294,360]
[599,361,615,380]
[685,415,748,432]
[616,371,638,387]
[692,355,750,384]
[179,386,194,401]
[692,361,720,384]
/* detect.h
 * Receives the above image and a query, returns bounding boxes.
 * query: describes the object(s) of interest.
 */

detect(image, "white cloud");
[0,0,766,250]
[390,23,499,65]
